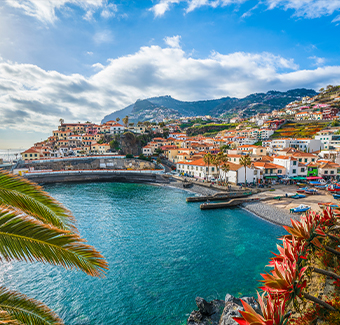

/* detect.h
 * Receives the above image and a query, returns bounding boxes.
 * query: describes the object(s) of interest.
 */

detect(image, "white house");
[110,123,125,135]
[273,156,298,177]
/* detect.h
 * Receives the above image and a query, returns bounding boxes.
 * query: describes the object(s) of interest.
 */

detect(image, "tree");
[203,153,213,180]
[319,87,324,92]
[239,154,251,188]
[116,117,120,122]
[59,118,64,125]
[156,157,161,165]
[220,144,230,152]
[122,116,129,127]
[155,148,164,155]
[0,171,108,324]
[129,123,135,127]
[220,163,230,184]
[158,122,165,127]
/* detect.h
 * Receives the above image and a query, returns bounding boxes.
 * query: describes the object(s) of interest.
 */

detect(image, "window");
[304,158,308,163]
[293,161,297,165]
[299,158,302,162]
[331,171,334,174]
[211,167,215,172]
[301,168,305,172]
[293,169,296,174]
[312,159,315,162]
[30,154,32,157]
[325,171,328,174]
[25,154,27,157]
[278,170,282,174]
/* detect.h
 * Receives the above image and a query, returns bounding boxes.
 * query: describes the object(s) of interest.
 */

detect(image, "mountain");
[101,89,318,123]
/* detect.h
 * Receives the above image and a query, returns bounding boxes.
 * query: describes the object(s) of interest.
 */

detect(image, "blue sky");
[1,0,340,149]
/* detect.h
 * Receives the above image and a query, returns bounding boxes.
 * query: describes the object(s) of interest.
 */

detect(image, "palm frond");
[0,286,63,325]
[0,207,108,277]
[0,309,21,324]
[0,171,74,230]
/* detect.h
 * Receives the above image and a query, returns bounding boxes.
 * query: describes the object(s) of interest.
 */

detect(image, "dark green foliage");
[126,154,134,158]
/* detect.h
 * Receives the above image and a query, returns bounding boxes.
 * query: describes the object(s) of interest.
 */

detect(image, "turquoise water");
[1,183,284,324]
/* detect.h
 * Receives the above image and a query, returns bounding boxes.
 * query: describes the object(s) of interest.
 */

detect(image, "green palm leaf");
[0,172,74,230]
[0,207,108,277]
[0,286,62,325]
[0,309,20,324]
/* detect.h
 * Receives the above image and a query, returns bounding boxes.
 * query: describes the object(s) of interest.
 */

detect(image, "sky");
[1,0,340,149]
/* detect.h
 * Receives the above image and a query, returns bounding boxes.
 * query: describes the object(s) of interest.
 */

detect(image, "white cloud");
[164,35,181,48]
[92,62,105,70]
[265,0,340,19]
[150,0,340,19]
[87,51,94,55]
[1,42,340,133]
[149,0,181,17]
[101,3,117,18]
[93,30,113,44]
[309,56,325,66]
[4,0,116,23]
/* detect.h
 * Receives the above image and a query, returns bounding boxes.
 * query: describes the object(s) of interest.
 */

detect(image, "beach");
[161,178,337,226]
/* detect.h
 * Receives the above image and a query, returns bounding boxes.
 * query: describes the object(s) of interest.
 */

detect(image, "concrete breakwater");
[24,170,169,184]
[187,294,260,325]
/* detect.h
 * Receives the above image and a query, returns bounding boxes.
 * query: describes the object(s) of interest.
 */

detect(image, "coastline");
[153,178,298,226]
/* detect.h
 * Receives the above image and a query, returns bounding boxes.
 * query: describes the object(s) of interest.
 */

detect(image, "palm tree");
[239,154,251,188]
[203,153,213,180]
[220,163,230,185]
[116,117,120,122]
[122,116,129,127]
[59,118,64,125]
[0,170,108,324]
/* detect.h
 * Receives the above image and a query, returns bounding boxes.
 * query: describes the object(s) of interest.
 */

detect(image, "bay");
[0,182,284,324]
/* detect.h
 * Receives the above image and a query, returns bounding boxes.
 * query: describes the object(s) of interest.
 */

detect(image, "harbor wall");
[24,170,169,184]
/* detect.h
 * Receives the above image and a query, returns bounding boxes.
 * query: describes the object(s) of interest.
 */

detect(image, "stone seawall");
[24,171,169,184]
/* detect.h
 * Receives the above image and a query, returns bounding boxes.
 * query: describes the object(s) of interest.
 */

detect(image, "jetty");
[186,191,253,202]
[199,195,289,210]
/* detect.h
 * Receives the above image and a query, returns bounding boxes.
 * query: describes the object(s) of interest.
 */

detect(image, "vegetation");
[234,208,340,325]
[187,123,238,137]
[125,154,134,158]
[203,153,213,178]
[239,154,251,187]
[272,121,329,139]
[0,171,108,324]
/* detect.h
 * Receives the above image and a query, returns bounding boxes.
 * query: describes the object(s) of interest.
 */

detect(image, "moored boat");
[290,204,311,213]
[333,194,340,200]
[327,184,340,192]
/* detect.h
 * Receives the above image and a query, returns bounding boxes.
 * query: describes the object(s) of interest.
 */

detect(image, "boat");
[315,185,326,189]
[291,205,311,213]
[183,182,193,188]
[297,187,308,193]
[327,185,340,192]
[304,189,318,195]
[318,202,340,208]
[333,194,340,199]
[290,193,306,199]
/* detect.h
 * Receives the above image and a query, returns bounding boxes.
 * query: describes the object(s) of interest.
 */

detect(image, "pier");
[199,195,289,210]
[186,191,253,202]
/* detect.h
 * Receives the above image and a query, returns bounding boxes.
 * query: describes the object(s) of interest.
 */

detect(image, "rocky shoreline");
[187,294,260,325]
[242,201,300,226]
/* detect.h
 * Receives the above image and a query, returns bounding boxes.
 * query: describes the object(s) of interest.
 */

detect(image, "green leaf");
[0,286,63,325]
[0,171,74,230]
[0,207,108,277]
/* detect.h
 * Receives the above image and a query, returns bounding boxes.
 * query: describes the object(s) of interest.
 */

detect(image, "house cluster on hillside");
[21,121,126,161]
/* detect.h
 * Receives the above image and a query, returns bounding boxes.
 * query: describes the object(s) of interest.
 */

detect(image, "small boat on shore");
[290,205,311,213]
[291,194,306,199]
[328,184,340,192]
[297,187,308,193]
[304,189,318,195]
[315,185,326,189]
[318,202,340,208]
[333,194,340,200]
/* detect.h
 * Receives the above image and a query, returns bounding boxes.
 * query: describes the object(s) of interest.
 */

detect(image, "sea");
[0,182,284,324]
